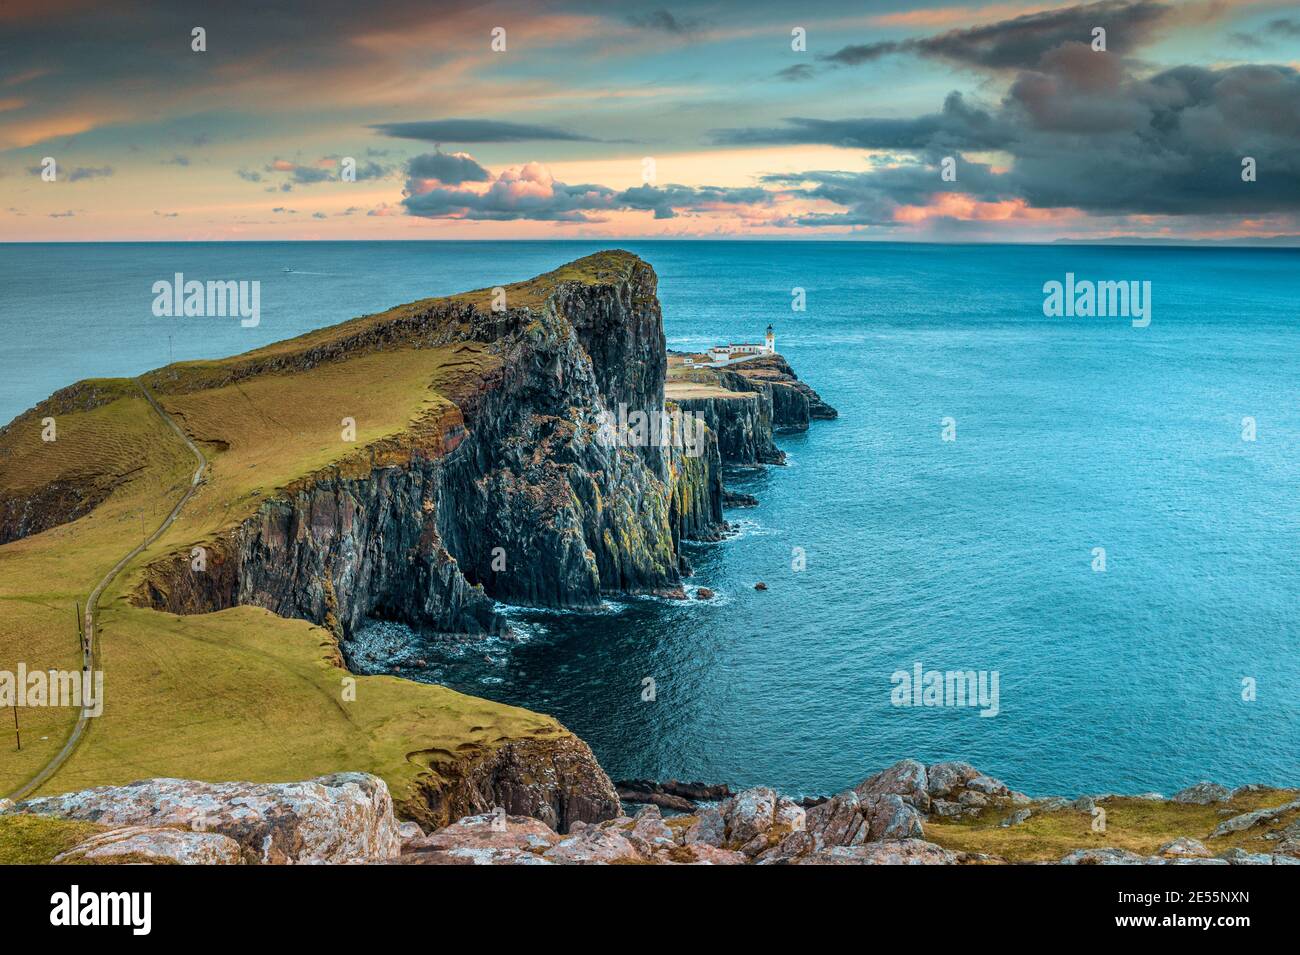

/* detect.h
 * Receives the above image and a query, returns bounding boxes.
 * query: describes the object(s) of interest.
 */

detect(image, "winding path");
[5,379,207,802]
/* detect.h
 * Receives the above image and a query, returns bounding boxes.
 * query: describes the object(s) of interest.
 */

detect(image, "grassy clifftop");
[0,252,647,811]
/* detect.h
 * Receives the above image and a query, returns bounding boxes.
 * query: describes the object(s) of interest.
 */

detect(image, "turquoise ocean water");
[2,241,1297,797]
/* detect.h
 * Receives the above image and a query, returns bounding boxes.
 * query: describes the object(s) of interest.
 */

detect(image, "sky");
[2,0,1299,242]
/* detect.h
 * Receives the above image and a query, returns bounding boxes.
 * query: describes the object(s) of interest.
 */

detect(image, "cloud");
[407,151,491,185]
[713,92,1016,151]
[626,10,705,37]
[312,211,328,219]
[48,210,76,217]
[371,119,598,143]
[747,60,1300,226]
[775,64,815,82]
[823,0,1180,71]
[161,155,190,166]
[236,168,263,183]
[401,154,773,222]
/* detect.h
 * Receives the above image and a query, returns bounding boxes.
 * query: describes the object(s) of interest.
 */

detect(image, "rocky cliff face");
[731,353,839,428]
[136,253,728,637]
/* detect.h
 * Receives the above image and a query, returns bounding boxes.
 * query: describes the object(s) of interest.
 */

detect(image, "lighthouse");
[765,324,775,355]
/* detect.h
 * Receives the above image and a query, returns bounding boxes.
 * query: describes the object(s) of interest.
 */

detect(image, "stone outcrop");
[728,353,839,427]
[405,736,621,834]
[53,826,246,865]
[132,252,739,639]
[11,772,401,864]
[12,763,1300,866]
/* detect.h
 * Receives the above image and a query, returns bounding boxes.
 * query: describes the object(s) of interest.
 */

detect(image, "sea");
[2,240,1297,798]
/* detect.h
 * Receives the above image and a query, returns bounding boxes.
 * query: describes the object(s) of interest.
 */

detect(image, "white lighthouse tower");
[765,324,775,355]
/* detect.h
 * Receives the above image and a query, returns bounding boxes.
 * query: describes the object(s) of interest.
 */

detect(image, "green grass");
[0,814,104,865]
[925,790,1300,862]
[0,255,648,812]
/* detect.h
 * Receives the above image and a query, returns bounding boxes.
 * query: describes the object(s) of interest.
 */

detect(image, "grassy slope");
[924,790,1300,862]
[0,254,632,806]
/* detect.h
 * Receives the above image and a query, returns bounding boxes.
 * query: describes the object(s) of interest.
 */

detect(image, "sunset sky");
[2,0,1299,241]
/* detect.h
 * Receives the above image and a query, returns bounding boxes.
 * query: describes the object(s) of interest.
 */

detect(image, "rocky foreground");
[6,760,1298,865]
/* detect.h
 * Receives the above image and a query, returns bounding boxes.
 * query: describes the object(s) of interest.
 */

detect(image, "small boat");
[283,267,294,273]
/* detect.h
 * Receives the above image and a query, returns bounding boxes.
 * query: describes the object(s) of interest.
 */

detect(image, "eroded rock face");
[136,253,728,637]
[1209,798,1300,838]
[53,826,246,865]
[407,736,621,834]
[16,773,401,864]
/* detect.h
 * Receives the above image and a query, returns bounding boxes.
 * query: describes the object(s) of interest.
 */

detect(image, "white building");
[706,325,775,365]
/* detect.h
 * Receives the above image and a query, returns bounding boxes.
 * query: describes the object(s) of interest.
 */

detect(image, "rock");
[722,490,758,508]
[1071,796,1095,813]
[660,843,747,865]
[1209,798,1300,839]
[755,830,817,864]
[616,788,695,812]
[721,787,777,847]
[405,812,559,857]
[0,798,13,814]
[926,761,981,799]
[397,821,425,844]
[754,581,767,591]
[855,759,930,812]
[14,772,401,864]
[543,824,645,864]
[965,774,1009,796]
[930,799,970,819]
[416,735,620,833]
[625,805,675,852]
[1060,848,1148,865]
[805,791,867,848]
[1132,793,1167,801]
[999,809,1033,828]
[1157,837,1212,859]
[1173,782,1232,805]
[794,840,958,865]
[397,846,554,865]
[1217,847,1286,865]
[862,793,925,841]
[53,826,245,865]
[683,807,726,848]
[694,587,715,600]
[958,790,990,808]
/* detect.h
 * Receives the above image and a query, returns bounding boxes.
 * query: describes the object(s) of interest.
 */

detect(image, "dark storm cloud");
[775,64,815,82]
[371,120,598,143]
[713,93,1016,151]
[406,152,492,185]
[626,10,705,37]
[824,0,1176,71]
[736,60,1300,225]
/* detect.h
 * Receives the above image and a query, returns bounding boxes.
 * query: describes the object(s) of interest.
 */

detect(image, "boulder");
[53,826,244,865]
[805,791,867,848]
[926,761,981,799]
[794,839,958,865]
[683,807,726,848]
[1209,798,1300,839]
[543,824,645,864]
[999,808,1033,828]
[1156,837,1212,859]
[625,804,675,853]
[405,812,559,856]
[14,773,401,864]
[1173,782,1232,805]
[695,588,715,600]
[862,793,925,841]
[855,759,930,812]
